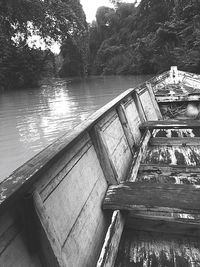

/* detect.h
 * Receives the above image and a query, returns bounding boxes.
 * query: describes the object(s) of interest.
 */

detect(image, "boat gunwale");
[0,85,148,210]
[0,70,172,211]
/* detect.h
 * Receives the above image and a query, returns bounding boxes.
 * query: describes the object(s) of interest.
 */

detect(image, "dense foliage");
[89,0,200,75]
[0,0,88,90]
[2,0,200,89]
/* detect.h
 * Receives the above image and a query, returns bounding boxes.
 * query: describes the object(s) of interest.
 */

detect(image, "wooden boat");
[1,66,200,266]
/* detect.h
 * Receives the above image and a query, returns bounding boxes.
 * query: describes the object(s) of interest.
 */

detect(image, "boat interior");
[1,67,200,266]
[100,67,200,267]
[113,124,200,266]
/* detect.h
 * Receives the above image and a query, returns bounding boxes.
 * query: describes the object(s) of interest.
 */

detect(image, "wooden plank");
[0,233,42,267]
[33,191,64,267]
[123,97,141,145]
[142,145,200,166]
[62,175,108,267]
[150,137,200,146]
[126,214,200,236]
[0,86,138,209]
[156,94,200,103]
[132,91,146,123]
[103,182,200,212]
[43,145,106,246]
[137,171,200,184]
[117,104,134,154]
[36,134,91,196]
[139,163,200,173]
[140,120,200,130]
[127,130,151,181]
[90,126,118,185]
[115,229,200,267]
[152,128,200,138]
[146,82,162,119]
[139,90,158,120]
[97,110,132,183]
[96,211,126,267]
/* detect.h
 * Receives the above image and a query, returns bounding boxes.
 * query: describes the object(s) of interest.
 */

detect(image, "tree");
[89,0,200,75]
[0,0,89,89]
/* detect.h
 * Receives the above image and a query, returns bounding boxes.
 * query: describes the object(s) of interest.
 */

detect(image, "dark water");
[0,75,151,181]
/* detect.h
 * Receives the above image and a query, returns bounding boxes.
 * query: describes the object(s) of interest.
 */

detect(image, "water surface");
[0,75,151,181]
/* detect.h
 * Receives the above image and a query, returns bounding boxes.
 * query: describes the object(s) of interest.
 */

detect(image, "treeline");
[89,0,200,75]
[1,0,200,90]
[0,0,88,90]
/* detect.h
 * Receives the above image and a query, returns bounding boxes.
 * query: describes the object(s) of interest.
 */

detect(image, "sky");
[80,0,137,23]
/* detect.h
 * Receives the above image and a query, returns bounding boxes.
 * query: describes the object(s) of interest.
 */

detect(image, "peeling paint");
[115,230,200,267]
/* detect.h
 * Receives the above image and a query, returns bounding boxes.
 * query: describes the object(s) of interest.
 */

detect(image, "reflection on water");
[0,75,152,181]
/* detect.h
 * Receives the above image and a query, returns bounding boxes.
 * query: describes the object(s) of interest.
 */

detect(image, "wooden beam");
[146,82,162,119]
[117,104,135,154]
[140,120,200,130]
[96,210,126,267]
[126,214,200,237]
[103,182,200,212]
[132,91,147,123]
[127,130,151,182]
[156,95,200,103]
[150,137,200,146]
[90,125,118,185]
[33,191,64,267]
[139,163,200,174]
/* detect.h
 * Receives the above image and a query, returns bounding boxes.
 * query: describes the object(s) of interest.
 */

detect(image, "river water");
[0,75,151,181]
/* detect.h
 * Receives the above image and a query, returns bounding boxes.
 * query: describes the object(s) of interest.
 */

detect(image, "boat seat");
[140,119,200,130]
[103,181,200,236]
[103,181,200,214]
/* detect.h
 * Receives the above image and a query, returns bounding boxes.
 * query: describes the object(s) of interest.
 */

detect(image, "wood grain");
[150,137,200,146]
[97,211,125,267]
[115,229,200,266]
[127,130,151,181]
[123,97,142,145]
[146,82,162,119]
[103,182,200,212]
[140,120,200,130]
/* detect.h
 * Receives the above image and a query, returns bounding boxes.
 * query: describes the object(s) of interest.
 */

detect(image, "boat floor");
[115,229,200,267]
[139,128,200,184]
[115,127,200,266]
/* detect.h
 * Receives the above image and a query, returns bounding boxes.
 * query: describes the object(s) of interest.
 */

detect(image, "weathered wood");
[126,214,200,236]
[140,120,200,130]
[139,90,158,120]
[33,191,64,267]
[0,233,42,267]
[137,170,200,184]
[43,145,107,246]
[97,211,125,267]
[142,145,200,166]
[0,87,137,209]
[132,91,146,123]
[0,210,43,267]
[117,104,135,154]
[156,94,200,103]
[62,175,108,267]
[90,126,118,185]
[152,128,200,138]
[146,82,162,119]
[123,97,142,145]
[115,229,200,267]
[36,134,91,197]
[127,130,151,181]
[150,137,200,146]
[97,110,132,183]
[139,163,200,173]
[103,182,200,212]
